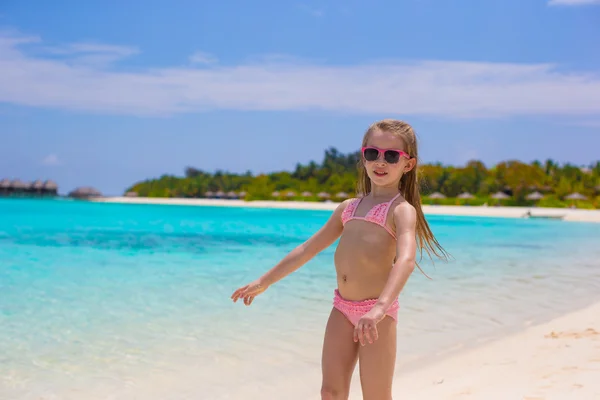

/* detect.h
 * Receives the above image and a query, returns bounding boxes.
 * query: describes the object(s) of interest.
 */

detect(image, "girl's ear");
[404,158,417,173]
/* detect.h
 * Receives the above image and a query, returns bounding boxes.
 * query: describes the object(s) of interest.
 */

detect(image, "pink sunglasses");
[362,146,410,164]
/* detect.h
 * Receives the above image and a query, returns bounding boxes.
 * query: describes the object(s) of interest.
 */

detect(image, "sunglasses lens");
[363,148,379,161]
[384,150,401,164]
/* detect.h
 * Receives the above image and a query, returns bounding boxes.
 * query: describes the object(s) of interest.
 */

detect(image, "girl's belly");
[333,230,395,301]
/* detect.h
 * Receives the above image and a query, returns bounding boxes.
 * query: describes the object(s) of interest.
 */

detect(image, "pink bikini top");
[341,193,401,239]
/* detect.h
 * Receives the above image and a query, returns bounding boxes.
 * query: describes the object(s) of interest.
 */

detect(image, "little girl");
[231,119,448,399]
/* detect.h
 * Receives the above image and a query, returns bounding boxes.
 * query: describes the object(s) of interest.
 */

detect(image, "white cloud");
[548,0,600,5]
[43,43,138,57]
[39,42,139,68]
[0,31,599,119]
[41,154,61,166]
[189,51,218,65]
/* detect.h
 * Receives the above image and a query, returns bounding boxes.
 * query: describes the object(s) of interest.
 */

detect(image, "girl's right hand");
[231,280,268,306]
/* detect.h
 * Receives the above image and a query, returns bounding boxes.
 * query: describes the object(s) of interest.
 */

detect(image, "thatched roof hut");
[0,179,11,189]
[271,191,280,197]
[301,191,313,197]
[238,191,247,198]
[564,192,587,201]
[428,192,446,199]
[457,192,475,199]
[68,187,102,198]
[285,191,296,198]
[525,191,544,201]
[491,191,510,200]
[317,192,331,199]
[125,191,138,197]
[335,192,349,199]
[31,180,44,191]
[227,191,238,199]
[10,179,28,190]
[9,179,29,195]
[204,191,214,198]
[43,180,58,191]
[215,191,225,198]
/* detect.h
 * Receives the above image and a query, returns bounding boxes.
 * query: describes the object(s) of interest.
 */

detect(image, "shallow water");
[1,198,599,399]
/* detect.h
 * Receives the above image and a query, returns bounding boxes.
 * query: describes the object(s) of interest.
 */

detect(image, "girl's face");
[362,129,416,187]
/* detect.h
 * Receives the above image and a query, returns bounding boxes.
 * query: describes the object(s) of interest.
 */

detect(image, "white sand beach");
[90,196,600,400]
[387,300,600,400]
[92,196,600,223]
[190,300,600,400]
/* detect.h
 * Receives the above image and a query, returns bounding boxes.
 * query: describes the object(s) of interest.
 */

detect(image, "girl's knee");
[320,385,348,400]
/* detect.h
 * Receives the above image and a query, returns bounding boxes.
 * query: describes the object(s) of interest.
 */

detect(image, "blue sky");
[1,0,599,195]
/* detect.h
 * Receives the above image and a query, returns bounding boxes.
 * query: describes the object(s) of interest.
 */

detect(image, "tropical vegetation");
[125,147,600,209]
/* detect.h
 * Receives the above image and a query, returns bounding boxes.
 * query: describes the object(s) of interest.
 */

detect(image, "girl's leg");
[321,308,359,400]
[357,316,397,400]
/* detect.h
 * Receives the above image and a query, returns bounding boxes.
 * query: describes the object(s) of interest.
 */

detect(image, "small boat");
[522,211,565,220]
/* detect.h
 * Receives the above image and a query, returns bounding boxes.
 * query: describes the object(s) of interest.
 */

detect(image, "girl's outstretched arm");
[231,200,349,306]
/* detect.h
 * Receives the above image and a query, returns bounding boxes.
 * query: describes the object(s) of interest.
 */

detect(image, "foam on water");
[1,199,599,399]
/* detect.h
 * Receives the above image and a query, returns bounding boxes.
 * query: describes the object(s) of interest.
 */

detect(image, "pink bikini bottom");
[332,289,400,327]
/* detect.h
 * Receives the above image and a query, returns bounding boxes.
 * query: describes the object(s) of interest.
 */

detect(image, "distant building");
[0,179,59,197]
[68,187,102,199]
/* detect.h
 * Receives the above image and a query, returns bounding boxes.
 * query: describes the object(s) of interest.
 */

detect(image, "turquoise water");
[1,198,600,399]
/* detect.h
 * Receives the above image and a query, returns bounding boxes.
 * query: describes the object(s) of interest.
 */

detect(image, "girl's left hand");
[354,306,386,346]
[231,279,268,306]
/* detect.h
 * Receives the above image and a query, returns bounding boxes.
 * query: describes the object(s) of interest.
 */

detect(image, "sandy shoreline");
[92,196,600,223]
[386,300,600,400]
[82,195,600,399]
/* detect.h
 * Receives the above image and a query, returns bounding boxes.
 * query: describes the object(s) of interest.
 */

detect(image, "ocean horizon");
[2,198,600,399]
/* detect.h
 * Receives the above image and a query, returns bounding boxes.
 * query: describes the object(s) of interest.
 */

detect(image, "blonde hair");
[357,119,450,275]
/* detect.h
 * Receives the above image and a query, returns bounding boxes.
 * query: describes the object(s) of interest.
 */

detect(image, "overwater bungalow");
[30,180,44,194]
[0,179,11,196]
[0,178,59,197]
[68,187,102,199]
[10,179,28,196]
[43,180,58,196]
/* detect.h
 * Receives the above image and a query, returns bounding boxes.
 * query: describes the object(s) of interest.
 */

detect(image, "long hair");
[356,119,450,276]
